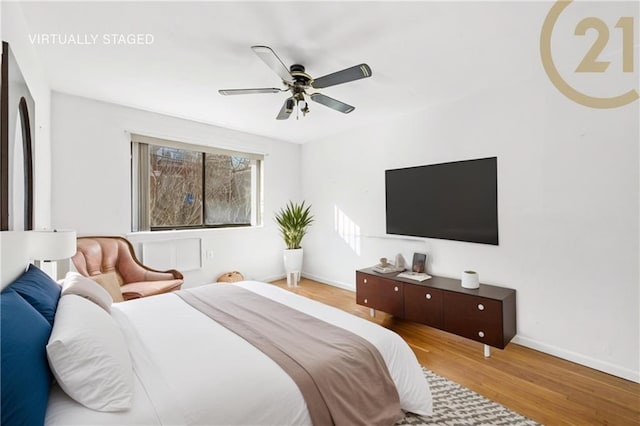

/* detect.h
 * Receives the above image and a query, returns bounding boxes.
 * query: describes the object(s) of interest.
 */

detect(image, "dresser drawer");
[443,292,504,348]
[403,284,443,328]
[356,272,403,317]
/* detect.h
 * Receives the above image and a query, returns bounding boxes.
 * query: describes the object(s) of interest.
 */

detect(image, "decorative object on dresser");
[356,267,516,357]
[373,257,403,274]
[411,252,427,273]
[274,201,314,287]
[397,271,432,282]
[461,270,480,289]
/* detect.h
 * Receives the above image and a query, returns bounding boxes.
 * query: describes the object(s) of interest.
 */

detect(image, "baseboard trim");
[260,273,287,283]
[301,272,355,292]
[512,336,640,383]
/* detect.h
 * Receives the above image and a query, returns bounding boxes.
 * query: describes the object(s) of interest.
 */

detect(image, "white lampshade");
[29,230,77,261]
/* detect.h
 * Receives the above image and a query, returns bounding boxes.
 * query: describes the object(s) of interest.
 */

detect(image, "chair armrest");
[120,279,183,300]
[139,268,183,282]
[115,238,184,282]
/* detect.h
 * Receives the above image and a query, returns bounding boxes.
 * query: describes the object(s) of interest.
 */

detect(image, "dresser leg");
[369,308,375,318]
[484,344,491,358]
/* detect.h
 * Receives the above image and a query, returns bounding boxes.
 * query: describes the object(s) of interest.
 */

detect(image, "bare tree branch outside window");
[205,154,251,225]
[148,146,253,229]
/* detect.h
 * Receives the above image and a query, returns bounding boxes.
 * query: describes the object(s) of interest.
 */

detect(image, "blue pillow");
[10,264,61,326]
[1,288,53,426]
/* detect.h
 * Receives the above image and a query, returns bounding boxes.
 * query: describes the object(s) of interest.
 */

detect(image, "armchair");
[71,236,183,302]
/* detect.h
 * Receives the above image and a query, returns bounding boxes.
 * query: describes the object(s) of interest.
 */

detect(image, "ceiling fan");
[219,46,372,120]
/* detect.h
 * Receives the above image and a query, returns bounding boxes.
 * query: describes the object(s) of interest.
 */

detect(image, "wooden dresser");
[356,267,516,354]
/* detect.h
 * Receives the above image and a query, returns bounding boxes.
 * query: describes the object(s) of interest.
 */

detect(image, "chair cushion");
[61,272,113,312]
[1,288,53,426]
[120,279,183,300]
[10,263,61,325]
[92,271,124,303]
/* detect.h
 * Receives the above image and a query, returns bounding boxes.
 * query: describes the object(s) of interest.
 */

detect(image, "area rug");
[397,368,541,425]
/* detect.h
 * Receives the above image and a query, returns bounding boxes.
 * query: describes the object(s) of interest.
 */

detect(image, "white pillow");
[61,272,113,312]
[47,295,133,412]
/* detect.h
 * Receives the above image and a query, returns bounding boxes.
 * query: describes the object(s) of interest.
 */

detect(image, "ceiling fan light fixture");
[220,46,372,120]
[285,98,295,113]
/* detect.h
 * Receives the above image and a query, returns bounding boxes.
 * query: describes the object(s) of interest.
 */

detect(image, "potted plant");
[275,201,313,287]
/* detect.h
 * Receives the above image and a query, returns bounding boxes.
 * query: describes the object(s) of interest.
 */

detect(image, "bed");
[1,261,432,426]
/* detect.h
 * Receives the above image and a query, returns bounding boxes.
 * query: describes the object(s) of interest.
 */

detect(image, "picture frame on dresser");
[411,253,427,273]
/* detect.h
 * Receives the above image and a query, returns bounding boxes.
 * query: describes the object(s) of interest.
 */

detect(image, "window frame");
[131,134,263,232]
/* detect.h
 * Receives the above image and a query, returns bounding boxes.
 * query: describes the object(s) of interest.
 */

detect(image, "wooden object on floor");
[356,268,516,351]
[271,277,640,426]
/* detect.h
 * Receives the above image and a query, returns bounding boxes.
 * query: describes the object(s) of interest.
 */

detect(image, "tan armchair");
[71,236,183,302]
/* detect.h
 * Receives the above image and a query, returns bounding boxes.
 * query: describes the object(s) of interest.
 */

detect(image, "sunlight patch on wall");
[334,205,361,255]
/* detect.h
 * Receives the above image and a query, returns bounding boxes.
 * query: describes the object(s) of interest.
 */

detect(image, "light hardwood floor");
[271,277,640,425]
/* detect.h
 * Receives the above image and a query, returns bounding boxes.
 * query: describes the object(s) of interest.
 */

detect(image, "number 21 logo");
[541,1,638,108]
[575,17,634,73]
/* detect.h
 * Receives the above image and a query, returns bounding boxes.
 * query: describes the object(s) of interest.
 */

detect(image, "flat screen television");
[385,157,498,245]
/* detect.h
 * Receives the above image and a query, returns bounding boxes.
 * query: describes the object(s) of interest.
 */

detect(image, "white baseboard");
[300,272,355,292]
[512,336,640,383]
[259,273,287,283]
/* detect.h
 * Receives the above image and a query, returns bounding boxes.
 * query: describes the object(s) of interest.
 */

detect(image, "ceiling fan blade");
[276,97,295,120]
[251,45,293,84]
[310,93,355,114]
[312,64,372,89]
[218,88,283,96]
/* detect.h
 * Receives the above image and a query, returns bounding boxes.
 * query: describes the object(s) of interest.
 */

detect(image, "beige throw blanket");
[177,285,402,426]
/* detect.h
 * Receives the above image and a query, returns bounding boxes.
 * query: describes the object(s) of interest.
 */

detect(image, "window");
[132,134,263,231]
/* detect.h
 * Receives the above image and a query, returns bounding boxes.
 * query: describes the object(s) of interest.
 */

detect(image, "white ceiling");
[19,1,541,143]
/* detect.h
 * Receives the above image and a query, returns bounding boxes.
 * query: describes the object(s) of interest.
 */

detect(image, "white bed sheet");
[46,281,432,425]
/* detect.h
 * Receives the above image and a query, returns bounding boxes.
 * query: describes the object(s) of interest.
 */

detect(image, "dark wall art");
[1,41,35,231]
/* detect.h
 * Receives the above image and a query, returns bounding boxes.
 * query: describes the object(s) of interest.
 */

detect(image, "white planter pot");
[283,248,303,287]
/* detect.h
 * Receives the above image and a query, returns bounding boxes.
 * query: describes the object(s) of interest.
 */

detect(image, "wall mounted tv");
[385,157,498,245]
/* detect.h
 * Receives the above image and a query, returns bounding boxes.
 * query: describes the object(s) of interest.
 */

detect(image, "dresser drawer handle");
[477,304,485,311]
[364,298,368,304]
[394,286,399,292]
[478,331,485,338]
[363,279,367,284]
[425,293,432,300]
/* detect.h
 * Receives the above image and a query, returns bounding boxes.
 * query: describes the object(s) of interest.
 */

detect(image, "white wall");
[51,92,301,286]
[2,1,51,228]
[32,0,639,384]
[301,30,639,384]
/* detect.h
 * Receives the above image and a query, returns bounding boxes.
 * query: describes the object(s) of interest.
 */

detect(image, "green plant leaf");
[274,201,314,249]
